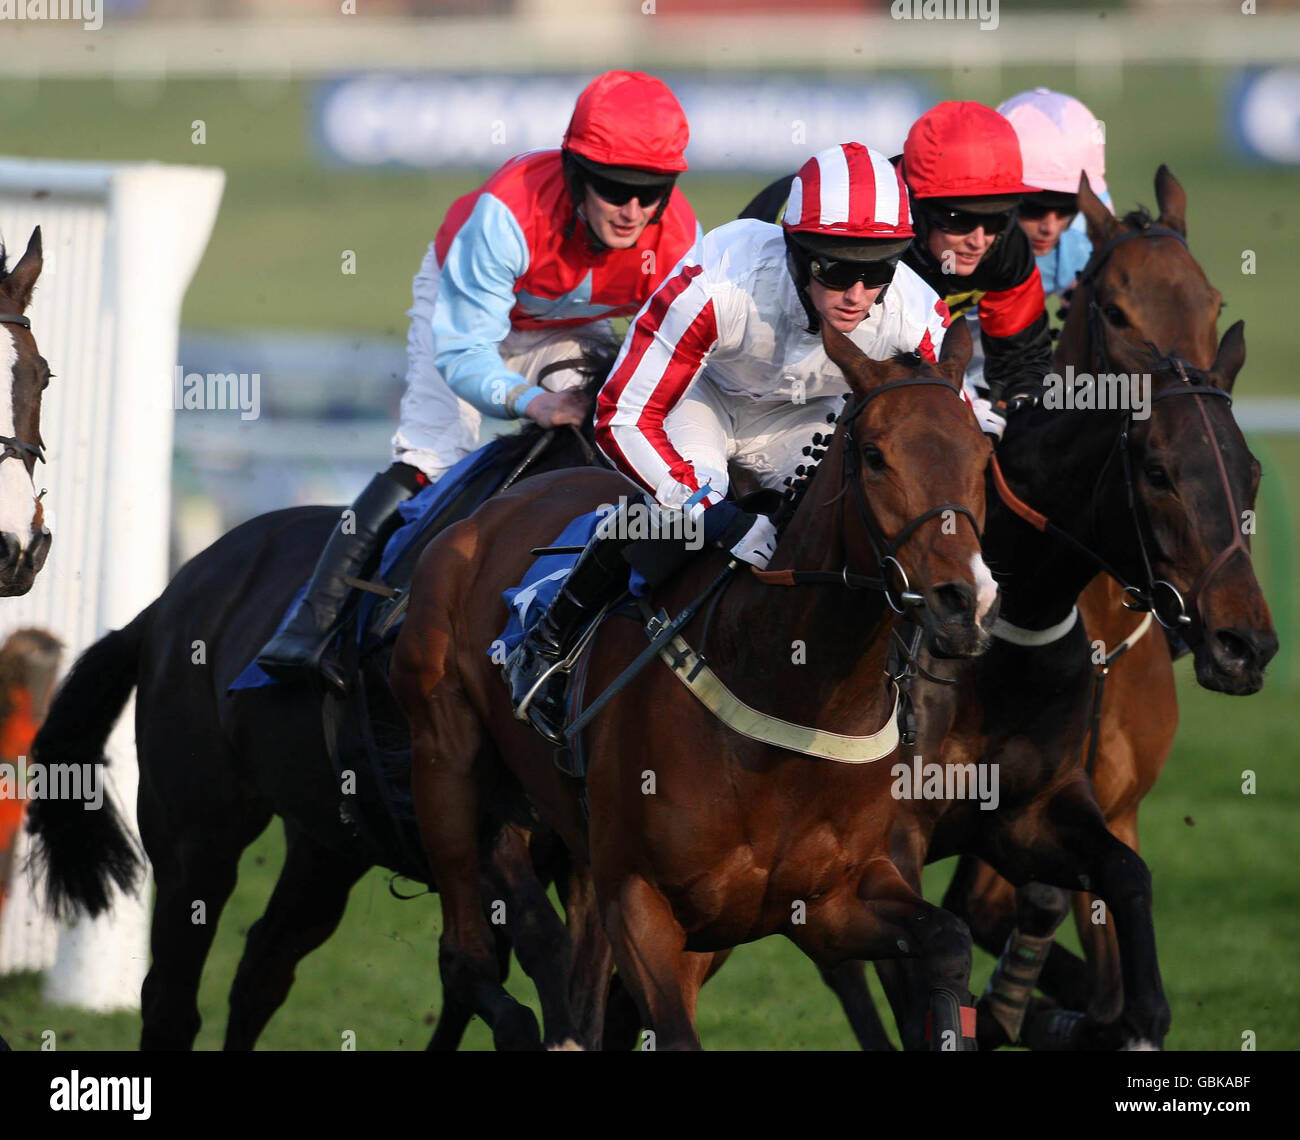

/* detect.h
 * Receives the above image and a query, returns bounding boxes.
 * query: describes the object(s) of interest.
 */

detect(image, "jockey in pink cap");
[997,87,1114,299]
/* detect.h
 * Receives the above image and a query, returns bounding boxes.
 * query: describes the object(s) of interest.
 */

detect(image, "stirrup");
[511,601,615,727]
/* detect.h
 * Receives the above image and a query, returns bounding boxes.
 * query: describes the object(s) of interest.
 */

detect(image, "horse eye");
[1104,304,1129,329]
[1144,464,1171,489]
[861,444,887,473]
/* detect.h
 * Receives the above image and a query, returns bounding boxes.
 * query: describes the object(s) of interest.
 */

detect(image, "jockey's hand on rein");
[970,395,1007,442]
[524,388,591,428]
[702,501,779,569]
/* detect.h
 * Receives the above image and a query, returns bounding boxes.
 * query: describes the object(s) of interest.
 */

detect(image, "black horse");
[27,358,612,1050]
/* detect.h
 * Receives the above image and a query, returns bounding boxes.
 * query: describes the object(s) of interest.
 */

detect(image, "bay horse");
[393,319,1000,1050]
[26,358,615,1050]
[939,166,1277,1042]
[0,228,52,596]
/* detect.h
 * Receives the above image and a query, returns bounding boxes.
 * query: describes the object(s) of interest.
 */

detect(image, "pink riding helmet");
[997,87,1108,197]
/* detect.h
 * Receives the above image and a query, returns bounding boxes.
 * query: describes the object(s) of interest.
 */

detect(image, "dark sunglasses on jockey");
[1017,191,1079,222]
[922,203,1016,236]
[807,253,899,291]
[584,170,674,209]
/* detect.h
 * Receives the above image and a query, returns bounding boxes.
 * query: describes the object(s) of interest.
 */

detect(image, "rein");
[752,376,980,613]
[995,221,1240,635]
[0,312,46,467]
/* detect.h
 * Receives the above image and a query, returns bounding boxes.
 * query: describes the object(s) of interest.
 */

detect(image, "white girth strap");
[992,607,1080,647]
[657,634,899,764]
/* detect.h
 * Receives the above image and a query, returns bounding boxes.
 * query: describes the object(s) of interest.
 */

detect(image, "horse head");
[0,227,52,597]
[818,316,997,658]
[1059,166,1223,373]
[1118,326,1277,694]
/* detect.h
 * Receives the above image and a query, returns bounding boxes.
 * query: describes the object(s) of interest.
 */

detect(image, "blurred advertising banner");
[1228,68,1300,165]
[313,73,932,172]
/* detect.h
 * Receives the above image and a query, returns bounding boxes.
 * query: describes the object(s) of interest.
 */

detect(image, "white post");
[0,159,224,1010]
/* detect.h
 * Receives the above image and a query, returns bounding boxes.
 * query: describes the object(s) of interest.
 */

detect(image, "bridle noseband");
[0,311,48,468]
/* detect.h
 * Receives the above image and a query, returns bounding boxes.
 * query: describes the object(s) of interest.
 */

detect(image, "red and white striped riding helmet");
[783,143,914,245]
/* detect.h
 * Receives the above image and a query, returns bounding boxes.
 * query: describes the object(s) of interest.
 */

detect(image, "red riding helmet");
[783,143,913,259]
[902,101,1036,202]
[563,70,690,185]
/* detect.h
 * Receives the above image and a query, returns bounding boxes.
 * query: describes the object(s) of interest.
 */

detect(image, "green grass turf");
[0,65,1297,1049]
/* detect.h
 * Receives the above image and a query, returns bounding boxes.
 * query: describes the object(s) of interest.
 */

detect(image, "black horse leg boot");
[257,465,421,691]
[506,524,636,744]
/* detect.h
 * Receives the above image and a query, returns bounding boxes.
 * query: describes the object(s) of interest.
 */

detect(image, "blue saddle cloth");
[229,439,510,693]
[494,509,648,660]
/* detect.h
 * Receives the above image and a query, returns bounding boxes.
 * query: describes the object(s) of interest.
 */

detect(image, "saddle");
[322,430,596,887]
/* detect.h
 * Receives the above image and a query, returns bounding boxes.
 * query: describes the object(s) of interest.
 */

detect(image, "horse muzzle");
[922,580,999,659]
[0,527,51,596]
[1194,623,1278,696]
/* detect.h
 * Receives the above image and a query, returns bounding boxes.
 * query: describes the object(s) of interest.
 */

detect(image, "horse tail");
[25,605,152,920]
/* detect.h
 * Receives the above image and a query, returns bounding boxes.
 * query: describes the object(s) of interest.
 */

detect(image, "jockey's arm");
[977,262,1053,406]
[430,193,541,420]
[595,261,726,519]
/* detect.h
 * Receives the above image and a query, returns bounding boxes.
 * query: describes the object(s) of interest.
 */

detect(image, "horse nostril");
[0,533,17,569]
[933,583,973,621]
[1212,629,1254,670]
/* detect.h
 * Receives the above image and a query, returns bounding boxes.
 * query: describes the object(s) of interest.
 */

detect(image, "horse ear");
[935,315,972,385]
[1077,172,1117,247]
[822,319,891,398]
[1209,319,1246,394]
[1154,165,1187,237]
[0,227,42,312]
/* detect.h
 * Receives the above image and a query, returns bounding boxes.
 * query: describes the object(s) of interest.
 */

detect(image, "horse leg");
[818,961,896,1050]
[409,694,541,1051]
[556,856,615,1050]
[975,880,1073,1049]
[481,820,583,1049]
[802,861,976,1052]
[995,795,1169,1050]
[601,874,712,1050]
[1065,807,1142,1028]
[223,820,368,1050]
[139,798,270,1050]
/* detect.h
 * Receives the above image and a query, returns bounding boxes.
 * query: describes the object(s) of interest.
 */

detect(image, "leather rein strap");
[752,376,979,613]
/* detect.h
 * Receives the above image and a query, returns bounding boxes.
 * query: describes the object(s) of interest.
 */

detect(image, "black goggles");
[585,172,673,209]
[923,205,1015,236]
[807,254,899,291]
[1017,200,1078,222]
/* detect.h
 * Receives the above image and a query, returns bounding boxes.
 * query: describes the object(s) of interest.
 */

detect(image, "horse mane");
[1119,206,1155,231]
[0,243,8,279]
[489,340,619,471]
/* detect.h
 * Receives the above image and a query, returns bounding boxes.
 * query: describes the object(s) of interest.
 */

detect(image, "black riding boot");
[257,465,422,691]
[505,526,637,744]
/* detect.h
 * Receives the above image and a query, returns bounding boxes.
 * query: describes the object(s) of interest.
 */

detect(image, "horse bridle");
[0,311,48,468]
[755,376,981,614]
[1000,221,1244,635]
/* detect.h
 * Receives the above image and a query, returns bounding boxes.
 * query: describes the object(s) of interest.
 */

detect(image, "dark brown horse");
[0,228,52,596]
[943,167,1276,1040]
[393,319,999,1049]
